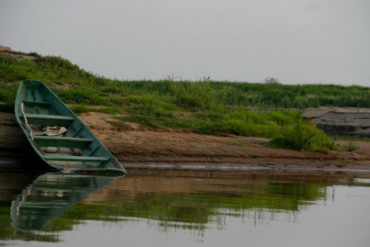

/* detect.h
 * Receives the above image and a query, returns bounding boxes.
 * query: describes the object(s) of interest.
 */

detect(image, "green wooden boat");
[14,80,126,175]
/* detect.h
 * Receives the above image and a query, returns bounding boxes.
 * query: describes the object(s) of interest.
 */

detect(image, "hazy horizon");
[0,0,369,86]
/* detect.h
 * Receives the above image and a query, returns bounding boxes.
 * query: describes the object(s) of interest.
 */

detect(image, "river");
[1,167,370,247]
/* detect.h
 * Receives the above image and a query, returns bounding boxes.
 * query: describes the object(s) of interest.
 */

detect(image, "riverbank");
[2,48,370,153]
[1,48,370,173]
[81,112,370,167]
[2,111,369,173]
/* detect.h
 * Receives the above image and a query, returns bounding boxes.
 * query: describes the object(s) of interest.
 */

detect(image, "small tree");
[264,77,280,84]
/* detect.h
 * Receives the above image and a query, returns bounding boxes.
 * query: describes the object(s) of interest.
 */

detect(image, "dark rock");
[303,107,370,137]
[0,112,30,155]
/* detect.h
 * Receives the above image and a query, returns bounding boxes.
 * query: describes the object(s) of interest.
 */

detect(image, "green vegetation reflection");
[0,173,330,242]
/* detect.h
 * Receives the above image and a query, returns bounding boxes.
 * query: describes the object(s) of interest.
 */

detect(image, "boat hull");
[14,80,126,175]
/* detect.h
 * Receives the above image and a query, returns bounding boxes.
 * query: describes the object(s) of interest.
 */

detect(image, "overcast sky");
[0,0,369,85]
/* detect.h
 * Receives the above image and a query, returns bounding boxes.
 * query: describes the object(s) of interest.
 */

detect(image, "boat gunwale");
[14,80,126,175]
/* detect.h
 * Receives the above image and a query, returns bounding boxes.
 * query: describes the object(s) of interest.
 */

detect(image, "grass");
[69,104,121,115]
[1,51,369,152]
[334,135,370,142]
[342,141,359,152]
[230,142,245,147]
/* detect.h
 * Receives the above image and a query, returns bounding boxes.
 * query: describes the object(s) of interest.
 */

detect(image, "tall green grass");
[1,52,367,152]
[1,55,369,110]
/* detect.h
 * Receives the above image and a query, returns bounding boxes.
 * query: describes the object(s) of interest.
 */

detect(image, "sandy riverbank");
[80,113,370,170]
[1,112,370,172]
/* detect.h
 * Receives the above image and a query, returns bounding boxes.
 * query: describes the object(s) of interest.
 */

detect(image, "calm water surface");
[1,169,370,247]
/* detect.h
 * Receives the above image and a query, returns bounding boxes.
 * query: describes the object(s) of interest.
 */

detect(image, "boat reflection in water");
[10,173,115,232]
[3,169,370,247]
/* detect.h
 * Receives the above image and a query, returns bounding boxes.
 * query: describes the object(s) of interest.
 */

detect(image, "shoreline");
[124,162,370,173]
[2,158,370,179]
[1,112,370,175]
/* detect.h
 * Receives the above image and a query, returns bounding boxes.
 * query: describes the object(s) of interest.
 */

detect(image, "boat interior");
[17,82,113,171]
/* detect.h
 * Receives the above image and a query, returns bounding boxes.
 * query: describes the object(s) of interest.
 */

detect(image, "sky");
[0,0,369,86]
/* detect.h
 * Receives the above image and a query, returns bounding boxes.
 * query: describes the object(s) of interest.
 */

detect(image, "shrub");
[269,119,334,152]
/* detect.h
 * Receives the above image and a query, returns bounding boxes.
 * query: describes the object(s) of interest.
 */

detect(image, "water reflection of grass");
[42,183,327,235]
[0,179,328,243]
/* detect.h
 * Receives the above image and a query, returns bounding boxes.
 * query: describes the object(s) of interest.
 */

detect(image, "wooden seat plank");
[44,155,109,162]
[34,136,93,149]
[21,113,74,125]
[23,101,51,107]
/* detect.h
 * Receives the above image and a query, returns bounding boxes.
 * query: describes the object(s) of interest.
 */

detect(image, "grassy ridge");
[1,52,369,152]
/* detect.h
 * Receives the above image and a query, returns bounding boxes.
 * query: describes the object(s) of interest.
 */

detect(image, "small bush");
[309,134,336,153]
[264,77,280,84]
[269,119,334,152]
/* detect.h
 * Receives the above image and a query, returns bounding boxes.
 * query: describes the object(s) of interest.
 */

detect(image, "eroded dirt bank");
[1,112,370,171]
[81,113,370,170]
